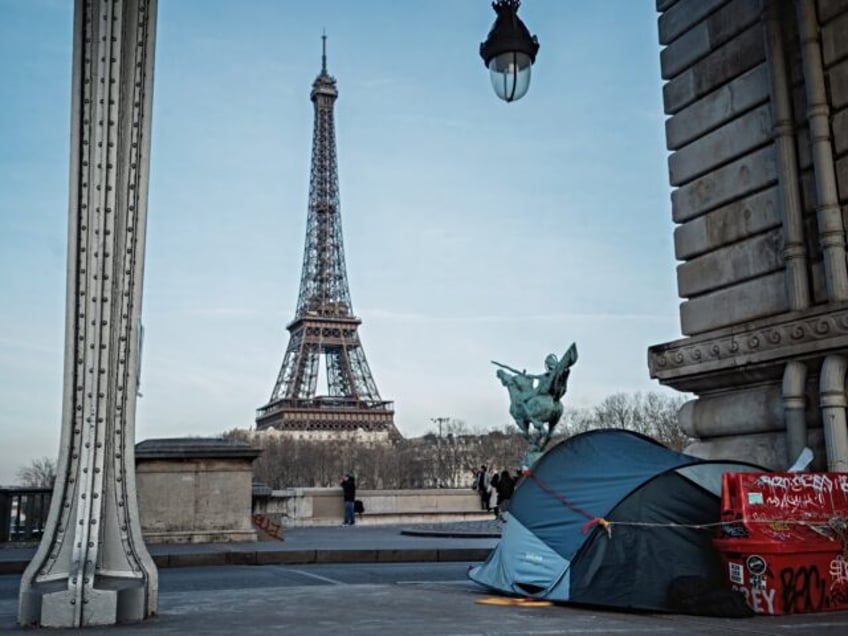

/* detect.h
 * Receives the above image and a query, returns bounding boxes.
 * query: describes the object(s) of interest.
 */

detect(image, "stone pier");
[650,0,848,472]
[18,0,159,627]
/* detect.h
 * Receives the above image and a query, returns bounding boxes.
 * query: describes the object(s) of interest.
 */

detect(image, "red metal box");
[713,472,848,615]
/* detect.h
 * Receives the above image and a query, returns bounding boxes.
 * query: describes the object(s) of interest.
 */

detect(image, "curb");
[400,529,500,539]
[0,547,493,575]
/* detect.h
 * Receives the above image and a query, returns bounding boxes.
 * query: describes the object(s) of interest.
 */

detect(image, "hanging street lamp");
[479,0,540,103]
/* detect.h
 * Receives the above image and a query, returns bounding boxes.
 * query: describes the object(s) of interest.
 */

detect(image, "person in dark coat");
[488,471,501,518]
[474,465,489,510]
[496,470,515,519]
[341,474,356,526]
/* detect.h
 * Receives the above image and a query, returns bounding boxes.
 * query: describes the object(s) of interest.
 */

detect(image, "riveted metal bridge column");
[18,0,159,627]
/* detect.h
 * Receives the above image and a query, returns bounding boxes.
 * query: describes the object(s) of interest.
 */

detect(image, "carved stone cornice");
[649,303,848,391]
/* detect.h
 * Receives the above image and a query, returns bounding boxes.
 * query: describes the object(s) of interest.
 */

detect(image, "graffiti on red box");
[717,472,848,615]
[752,473,848,517]
[779,562,836,614]
[723,472,848,543]
[728,554,848,614]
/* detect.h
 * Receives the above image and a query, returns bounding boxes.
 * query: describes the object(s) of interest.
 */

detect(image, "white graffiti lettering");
[831,555,848,587]
[765,492,822,510]
[755,587,776,614]
[757,473,834,494]
[733,585,776,615]
[754,473,848,513]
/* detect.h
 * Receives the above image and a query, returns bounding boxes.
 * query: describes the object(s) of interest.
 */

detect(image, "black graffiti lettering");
[780,565,828,613]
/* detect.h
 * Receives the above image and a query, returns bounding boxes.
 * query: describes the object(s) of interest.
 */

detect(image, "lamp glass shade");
[488,51,532,102]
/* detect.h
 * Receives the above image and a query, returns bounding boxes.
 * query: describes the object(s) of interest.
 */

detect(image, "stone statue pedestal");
[520,450,544,471]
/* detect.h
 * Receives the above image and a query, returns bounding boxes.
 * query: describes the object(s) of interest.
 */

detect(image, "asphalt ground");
[0,522,502,574]
[1,522,848,634]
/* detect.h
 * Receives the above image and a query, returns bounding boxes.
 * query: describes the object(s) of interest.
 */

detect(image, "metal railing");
[256,397,395,419]
[0,487,52,543]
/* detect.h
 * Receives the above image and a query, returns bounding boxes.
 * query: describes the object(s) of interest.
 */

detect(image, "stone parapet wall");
[253,488,491,527]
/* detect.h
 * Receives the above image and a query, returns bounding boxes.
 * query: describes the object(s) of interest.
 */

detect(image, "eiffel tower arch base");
[256,399,398,443]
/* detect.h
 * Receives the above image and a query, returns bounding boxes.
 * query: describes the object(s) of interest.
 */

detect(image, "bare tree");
[641,391,691,450]
[560,406,598,436]
[594,393,640,430]
[474,425,525,476]
[560,392,690,450]
[16,457,57,488]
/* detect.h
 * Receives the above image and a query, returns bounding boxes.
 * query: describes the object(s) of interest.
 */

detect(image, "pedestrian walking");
[474,465,490,511]
[488,470,500,518]
[340,474,356,526]
[496,470,515,520]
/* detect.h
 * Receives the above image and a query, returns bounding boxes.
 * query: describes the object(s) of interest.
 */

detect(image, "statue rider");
[493,343,578,462]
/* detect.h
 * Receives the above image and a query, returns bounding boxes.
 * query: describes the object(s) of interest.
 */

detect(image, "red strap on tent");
[526,470,608,534]
[581,517,612,537]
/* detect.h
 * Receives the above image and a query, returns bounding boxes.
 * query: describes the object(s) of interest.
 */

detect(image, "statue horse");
[497,369,563,451]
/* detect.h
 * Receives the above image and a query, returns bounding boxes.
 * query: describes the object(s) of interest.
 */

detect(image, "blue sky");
[0,0,680,485]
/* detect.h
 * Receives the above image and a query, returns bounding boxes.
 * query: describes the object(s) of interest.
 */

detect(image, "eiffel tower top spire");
[321,29,327,74]
[311,32,337,102]
[299,32,348,319]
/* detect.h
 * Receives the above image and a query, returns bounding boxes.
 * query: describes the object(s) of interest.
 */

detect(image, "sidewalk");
[4,522,848,634]
[0,521,501,574]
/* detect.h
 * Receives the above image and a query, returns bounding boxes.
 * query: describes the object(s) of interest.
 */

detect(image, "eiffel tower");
[256,37,397,440]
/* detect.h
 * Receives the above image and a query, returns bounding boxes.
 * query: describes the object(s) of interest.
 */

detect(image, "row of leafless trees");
[222,426,523,490]
[560,391,690,450]
[223,391,690,490]
[14,392,688,489]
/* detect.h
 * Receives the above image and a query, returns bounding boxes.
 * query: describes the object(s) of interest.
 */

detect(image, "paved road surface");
[4,562,848,635]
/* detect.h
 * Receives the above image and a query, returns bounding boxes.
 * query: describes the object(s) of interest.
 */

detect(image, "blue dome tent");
[468,429,764,611]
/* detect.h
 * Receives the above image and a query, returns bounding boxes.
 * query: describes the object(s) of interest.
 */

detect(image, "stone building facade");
[649,0,848,471]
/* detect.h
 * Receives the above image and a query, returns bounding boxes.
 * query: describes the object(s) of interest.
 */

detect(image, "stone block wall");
[662,0,782,333]
[135,438,261,543]
[254,488,490,527]
[649,0,848,471]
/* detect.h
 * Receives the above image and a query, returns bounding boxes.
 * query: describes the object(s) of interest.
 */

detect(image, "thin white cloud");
[0,337,61,357]
[363,309,672,323]
[356,78,395,89]
[193,307,268,317]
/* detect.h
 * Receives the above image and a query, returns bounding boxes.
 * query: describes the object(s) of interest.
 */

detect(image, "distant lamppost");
[431,417,449,488]
[479,0,540,102]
